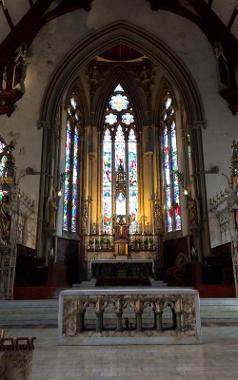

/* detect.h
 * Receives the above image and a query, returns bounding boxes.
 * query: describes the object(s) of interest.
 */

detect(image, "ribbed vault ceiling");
[0,0,238,46]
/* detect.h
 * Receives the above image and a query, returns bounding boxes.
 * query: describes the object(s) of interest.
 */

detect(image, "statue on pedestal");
[115,223,129,241]
[114,215,129,256]
[48,190,58,231]
[81,199,89,234]
[187,195,199,227]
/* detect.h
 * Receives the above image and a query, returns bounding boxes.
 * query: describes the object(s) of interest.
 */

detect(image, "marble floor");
[5,326,238,380]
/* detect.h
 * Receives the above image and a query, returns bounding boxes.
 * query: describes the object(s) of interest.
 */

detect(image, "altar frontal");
[58,288,201,345]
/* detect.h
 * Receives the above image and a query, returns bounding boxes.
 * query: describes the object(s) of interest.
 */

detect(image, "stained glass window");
[122,113,134,125]
[114,84,124,92]
[116,192,126,215]
[0,139,7,178]
[102,129,112,234]
[161,93,181,232]
[109,94,129,111]
[105,113,117,125]
[128,129,138,233]
[115,125,125,171]
[63,95,81,233]
[102,84,138,234]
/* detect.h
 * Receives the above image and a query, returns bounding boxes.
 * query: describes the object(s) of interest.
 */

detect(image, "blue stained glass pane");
[103,130,112,234]
[63,127,72,231]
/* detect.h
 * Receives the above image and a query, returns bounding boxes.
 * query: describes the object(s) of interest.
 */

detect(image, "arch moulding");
[37,21,210,256]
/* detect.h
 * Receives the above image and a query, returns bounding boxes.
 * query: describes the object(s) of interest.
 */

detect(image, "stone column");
[176,312,182,332]
[134,298,143,332]
[153,309,156,329]
[96,312,103,332]
[190,120,210,258]
[155,311,163,331]
[172,308,177,330]
[89,152,96,234]
[116,312,123,332]
[144,151,154,233]
[76,312,84,333]
[136,312,143,331]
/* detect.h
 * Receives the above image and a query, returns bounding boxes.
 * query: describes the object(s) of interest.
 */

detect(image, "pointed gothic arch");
[37,21,209,259]
[100,82,140,235]
[93,66,145,129]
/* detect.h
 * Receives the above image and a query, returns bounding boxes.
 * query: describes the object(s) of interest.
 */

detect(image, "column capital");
[37,119,51,130]
[189,120,207,130]
[89,152,96,159]
[144,151,153,159]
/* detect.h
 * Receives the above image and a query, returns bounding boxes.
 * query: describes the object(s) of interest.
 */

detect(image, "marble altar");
[58,288,201,345]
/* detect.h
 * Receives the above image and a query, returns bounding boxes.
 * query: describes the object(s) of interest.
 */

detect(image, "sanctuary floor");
[6,326,238,380]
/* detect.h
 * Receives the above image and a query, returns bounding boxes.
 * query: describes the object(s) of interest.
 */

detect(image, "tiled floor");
[6,326,238,380]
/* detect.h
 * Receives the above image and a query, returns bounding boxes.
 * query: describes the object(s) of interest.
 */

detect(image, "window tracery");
[102,84,139,234]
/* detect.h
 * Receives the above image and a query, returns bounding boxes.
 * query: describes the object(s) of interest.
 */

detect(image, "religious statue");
[0,194,11,245]
[214,41,231,88]
[115,223,129,240]
[231,140,238,188]
[166,252,189,286]
[153,196,162,233]
[0,140,15,181]
[187,195,199,226]
[48,190,58,230]
[114,215,129,256]
[81,199,89,234]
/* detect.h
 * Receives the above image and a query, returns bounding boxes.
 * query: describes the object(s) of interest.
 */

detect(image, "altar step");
[1,298,238,327]
[74,278,167,288]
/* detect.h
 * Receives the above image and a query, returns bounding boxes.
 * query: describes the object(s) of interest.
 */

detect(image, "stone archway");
[37,21,209,258]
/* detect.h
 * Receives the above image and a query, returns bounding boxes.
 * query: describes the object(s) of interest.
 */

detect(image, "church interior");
[0,0,238,379]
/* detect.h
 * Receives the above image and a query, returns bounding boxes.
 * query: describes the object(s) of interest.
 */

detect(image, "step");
[0,298,238,327]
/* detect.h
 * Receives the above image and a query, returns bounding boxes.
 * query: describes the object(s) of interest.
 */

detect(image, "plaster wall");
[0,0,237,248]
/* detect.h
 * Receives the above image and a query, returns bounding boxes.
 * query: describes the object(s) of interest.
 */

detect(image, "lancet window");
[63,94,82,233]
[161,93,181,232]
[102,84,139,234]
[0,138,7,178]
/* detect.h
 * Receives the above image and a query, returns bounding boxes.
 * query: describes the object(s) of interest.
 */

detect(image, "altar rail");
[59,288,201,345]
